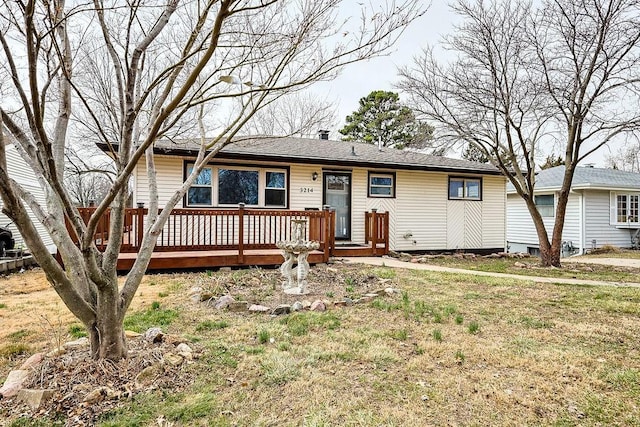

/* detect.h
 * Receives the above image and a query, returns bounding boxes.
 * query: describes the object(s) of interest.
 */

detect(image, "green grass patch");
[0,343,30,359]
[124,304,179,332]
[195,320,229,332]
[261,353,300,385]
[280,312,341,337]
[7,329,32,341]
[0,303,7,309]
[67,324,87,338]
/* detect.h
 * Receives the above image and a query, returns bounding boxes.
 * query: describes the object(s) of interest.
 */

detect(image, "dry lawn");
[1,264,640,426]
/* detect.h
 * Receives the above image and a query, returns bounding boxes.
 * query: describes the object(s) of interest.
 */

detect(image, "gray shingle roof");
[152,136,501,175]
[507,165,640,192]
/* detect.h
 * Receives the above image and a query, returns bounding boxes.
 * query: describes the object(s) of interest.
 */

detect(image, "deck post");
[238,203,245,263]
[322,205,331,262]
[384,212,390,255]
[371,209,378,256]
[136,204,145,249]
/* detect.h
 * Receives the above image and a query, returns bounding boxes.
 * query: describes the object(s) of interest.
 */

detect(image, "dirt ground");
[0,268,177,354]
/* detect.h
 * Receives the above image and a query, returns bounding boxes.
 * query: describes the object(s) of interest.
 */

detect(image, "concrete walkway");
[570,257,640,268]
[342,257,640,289]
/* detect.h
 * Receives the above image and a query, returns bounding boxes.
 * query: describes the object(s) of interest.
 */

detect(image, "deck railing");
[70,205,336,262]
[365,209,390,255]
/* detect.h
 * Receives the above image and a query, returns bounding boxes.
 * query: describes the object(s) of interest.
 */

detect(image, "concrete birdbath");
[276,219,320,295]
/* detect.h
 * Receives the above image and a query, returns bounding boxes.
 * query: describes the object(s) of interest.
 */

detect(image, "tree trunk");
[89,284,127,360]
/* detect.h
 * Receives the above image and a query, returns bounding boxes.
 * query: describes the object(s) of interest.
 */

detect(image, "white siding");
[482,176,507,248]
[141,156,506,251]
[506,192,581,253]
[0,144,54,252]
[134,156,184,207]
[584,190,637,248]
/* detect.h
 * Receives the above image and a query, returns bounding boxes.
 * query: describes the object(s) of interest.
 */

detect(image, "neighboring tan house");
[129,134,507,255]
[507,165,640,256]
[1,140,55,253]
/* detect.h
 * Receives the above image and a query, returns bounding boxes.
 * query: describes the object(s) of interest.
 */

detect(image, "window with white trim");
[615,193,639,223]
[535,194,554,217]
[185,163,287,208]
[368,173,394,197]
[448,177,481,200]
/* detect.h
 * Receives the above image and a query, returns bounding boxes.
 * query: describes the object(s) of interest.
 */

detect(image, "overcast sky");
[315,1,456,136]
[317,1,610,165]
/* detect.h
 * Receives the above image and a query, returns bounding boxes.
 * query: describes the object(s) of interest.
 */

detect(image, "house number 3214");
[300,187,314,193]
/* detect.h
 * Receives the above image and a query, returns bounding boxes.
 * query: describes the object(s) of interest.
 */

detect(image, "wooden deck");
[66,206,390,271]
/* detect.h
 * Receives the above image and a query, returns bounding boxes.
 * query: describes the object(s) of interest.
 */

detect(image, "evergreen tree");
[339,90,433,149]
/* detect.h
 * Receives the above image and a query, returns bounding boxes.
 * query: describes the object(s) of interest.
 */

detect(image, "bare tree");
[0,0,425,360]
[241,92,337,138]
[605,137,640,172]
[398,0,640,266]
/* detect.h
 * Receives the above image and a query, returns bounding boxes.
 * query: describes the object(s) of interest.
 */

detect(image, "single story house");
[127,133,506,258]
[1,140,55,253]
[507,165,640,256]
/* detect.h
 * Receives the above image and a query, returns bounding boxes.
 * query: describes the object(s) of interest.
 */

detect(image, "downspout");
[579,190,585,255]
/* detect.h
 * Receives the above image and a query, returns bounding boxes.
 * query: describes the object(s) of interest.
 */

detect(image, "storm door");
[323,172,352,240]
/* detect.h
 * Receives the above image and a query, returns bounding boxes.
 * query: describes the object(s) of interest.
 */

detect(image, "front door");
[323,172,351,240]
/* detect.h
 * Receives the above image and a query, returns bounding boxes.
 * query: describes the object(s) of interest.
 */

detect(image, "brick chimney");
[318,130,329,140]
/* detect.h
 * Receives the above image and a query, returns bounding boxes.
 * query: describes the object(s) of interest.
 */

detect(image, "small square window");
[369,173,395,198]
[535,194,554,217]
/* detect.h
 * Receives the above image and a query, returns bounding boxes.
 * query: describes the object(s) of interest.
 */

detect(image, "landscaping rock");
[214,295,235,309]
[310,300,326,312]
[19,352,44,370]
[227,301,248,312]
[0,370,29,398]
[142,327,164,343]
[163,353,183,367]
[125,330,141,338]
[176,343,193,360]
[83,386,117,404]
[364,293,380,299]
[385,287,400,296]
[219,267,232,272]
[410,258,419,263]
[357,295,375,303]
[398,253,412,262]
[302,300,312,309]
[291,301,304,312]
[334,300,347,307]
[63,337,89,350]
[388,250,400,258]
[271,304,291,315]
[249,304,271,312]
[17,389,55,410]
[343,297,354,306]
[248,277,261,286]
[134,363,163,388]
[326,267,338,273]
[514,261,527,268]
[371,289,386,297]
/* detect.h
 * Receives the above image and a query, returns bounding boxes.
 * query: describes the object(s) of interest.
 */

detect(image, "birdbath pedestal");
[276,219,320,295]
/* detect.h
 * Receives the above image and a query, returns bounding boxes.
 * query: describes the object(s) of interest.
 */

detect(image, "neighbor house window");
[535,194,554,217]
[185,163,287,208]
[368,172,395,198]
[187,166,212,205]
[616,194,639,223]
[448,177,481,200]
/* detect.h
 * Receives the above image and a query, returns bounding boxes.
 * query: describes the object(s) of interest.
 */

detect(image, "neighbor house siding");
[583,190,636,249]
[0,144,54,251]
[506,192,581,253]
